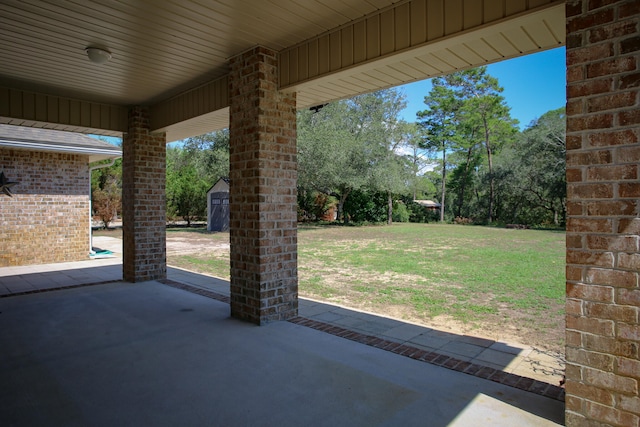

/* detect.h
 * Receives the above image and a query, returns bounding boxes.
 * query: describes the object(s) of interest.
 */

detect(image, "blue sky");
[398,46,566,129]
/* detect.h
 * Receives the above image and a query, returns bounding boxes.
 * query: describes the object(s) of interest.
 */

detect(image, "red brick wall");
[122,106,167,282]
[565,1,640,425]
[0,148,89,266]
[228,46,298,324]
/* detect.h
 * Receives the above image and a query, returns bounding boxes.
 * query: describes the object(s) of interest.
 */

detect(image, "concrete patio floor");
[0,237,565,426]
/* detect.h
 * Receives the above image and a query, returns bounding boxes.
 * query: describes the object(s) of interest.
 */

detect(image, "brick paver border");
[160,279,565,402]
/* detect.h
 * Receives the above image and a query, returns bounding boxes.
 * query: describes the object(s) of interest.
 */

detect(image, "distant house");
[414,200,441,211]
[207,178,229,232]
[0,124,121,267]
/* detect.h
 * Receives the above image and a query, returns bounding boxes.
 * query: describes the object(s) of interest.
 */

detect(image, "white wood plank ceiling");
[281,0,565,109]
[0,0,565,141]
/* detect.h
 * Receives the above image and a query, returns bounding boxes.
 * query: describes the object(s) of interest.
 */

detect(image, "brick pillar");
[228,46,298,324]
[122,106,167,282]
[565,1,639,426]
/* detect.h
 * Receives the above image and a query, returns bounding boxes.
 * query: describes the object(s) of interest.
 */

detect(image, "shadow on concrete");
[0,264,122,296]
[0,278,564,426]
[166,265,566,389]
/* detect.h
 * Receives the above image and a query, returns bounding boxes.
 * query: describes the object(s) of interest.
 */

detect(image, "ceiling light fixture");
[85,47,112,64]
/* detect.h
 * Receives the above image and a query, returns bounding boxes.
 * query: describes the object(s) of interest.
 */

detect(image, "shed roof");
[0,124,121,163]
[207,178,229,194]
[414,200,442,208]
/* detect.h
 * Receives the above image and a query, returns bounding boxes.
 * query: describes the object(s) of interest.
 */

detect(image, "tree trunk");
[483,117,494,224]
[440,143,446,222]
[336,188,351,224]
[456,146,473,218]
[387,191,393,225]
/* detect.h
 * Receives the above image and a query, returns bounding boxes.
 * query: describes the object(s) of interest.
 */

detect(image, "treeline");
[165,130,230,226]
[89,130,230,228]
[91,66,566,229]
[417,67,566,226]
[298,66,565,227]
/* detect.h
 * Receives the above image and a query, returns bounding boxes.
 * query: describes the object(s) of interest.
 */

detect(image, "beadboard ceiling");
[0,0,399,105]
[0,0,565,141]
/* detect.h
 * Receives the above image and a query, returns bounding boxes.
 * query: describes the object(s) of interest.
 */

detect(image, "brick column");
[122,106,167,282]
[565,1,639,426]
[228,46,298,324]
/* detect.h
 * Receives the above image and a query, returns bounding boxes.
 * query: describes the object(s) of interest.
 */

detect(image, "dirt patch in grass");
[299,257,565,352]
[94,227,230,256]
[165,233,229,256]
[111,223,566,354]
[297,224,566,353]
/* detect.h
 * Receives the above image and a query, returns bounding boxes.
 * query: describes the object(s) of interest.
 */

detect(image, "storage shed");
[207,178,229,232]
[414,200,441,212]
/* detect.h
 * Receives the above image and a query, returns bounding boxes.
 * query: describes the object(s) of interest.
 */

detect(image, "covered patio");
[1,255,564,426]
[1,1,638,425]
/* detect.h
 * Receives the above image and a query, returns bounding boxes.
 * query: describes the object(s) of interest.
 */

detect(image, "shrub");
[392,201,410,223]
[343,189,387,223]
[405,200,430,223]
[454,216,474,225]
[93,184,121,229]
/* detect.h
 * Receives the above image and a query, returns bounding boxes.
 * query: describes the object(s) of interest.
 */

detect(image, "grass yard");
[119,223,565,353]
[295,224,565,352]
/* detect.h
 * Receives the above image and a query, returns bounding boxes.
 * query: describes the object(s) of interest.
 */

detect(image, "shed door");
[209,192,230,231]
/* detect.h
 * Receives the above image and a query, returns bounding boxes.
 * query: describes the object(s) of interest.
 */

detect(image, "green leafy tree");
[343,189,387,223]
[520,108,566,224]
[494,107,566,226]
[445,116,483,220]
[298,101,362,221]
[443,67,518,223]
[402,123,434,200]
[298,88,413,224]
[183,129,230,183]
[365,97,415,225]
[417,78,461,221]
[166,147,209,226]
[165,130,229,226]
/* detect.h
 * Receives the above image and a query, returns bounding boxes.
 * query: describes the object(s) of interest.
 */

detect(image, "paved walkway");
[0,236,565,398]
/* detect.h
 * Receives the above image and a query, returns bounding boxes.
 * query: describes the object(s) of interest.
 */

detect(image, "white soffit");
[286,2,565,109]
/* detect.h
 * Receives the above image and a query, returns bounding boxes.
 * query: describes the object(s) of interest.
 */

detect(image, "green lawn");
[167,223,566,352]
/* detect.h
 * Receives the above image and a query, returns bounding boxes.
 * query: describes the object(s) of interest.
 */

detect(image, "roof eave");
[0,140,122,162]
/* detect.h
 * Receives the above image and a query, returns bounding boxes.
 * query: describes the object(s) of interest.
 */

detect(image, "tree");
[298,101,364,221]
[91,157,122,229]
[93,177,121,229]
[298,88,413,224]
[443,67,518,223]
[494,107,566,225]
[372,150,413,224]
[363,94,415,225]
[166,147,210,226]
[183,129,230,183]
[417,78,461,221]
[402,122,434,200]
[165,130,230,225]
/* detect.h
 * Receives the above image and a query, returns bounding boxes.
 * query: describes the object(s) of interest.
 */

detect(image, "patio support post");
[565,1,640,426]
[228,46,298,324]
[122,106,167,282]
